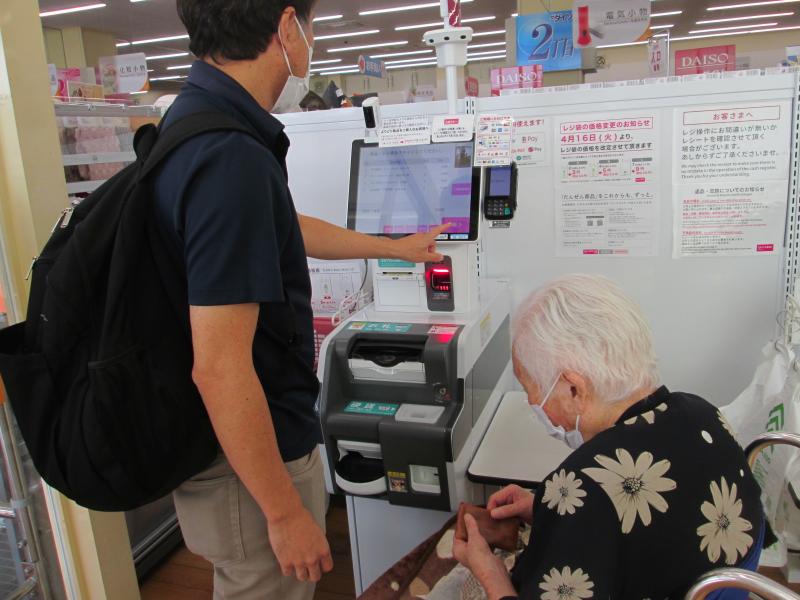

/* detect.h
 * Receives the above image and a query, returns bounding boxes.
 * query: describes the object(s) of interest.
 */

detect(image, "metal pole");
[0,403,50,599]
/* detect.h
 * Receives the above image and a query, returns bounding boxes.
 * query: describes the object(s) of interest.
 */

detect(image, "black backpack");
[0,113,256,511]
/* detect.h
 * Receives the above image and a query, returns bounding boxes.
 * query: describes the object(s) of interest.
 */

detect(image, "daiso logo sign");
[675,45,736,76]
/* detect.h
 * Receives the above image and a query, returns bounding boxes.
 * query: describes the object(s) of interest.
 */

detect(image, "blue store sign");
[516,11,582,72]
[359,55,385,78]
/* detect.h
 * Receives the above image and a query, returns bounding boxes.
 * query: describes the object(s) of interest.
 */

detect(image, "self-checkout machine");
[317,3,516,593]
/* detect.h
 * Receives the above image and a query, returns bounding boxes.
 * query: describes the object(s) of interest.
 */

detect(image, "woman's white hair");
[512,274,660,403]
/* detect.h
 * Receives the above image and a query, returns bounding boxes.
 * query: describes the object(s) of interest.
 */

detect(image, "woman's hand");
[454,514,517,600]
[487,485,535,524]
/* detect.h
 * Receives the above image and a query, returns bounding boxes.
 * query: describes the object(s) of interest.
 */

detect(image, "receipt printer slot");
[348,340,427,384]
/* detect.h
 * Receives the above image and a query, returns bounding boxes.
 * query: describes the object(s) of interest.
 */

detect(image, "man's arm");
[299,214,450,263]
[190,303,332,583]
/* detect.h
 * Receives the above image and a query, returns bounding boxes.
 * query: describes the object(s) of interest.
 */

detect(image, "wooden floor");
[140,495,355,600]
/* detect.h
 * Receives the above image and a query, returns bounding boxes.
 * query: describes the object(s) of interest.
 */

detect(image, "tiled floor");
[140,495,355,600]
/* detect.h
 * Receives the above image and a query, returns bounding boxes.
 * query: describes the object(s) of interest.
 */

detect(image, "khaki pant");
[173,448,327,600]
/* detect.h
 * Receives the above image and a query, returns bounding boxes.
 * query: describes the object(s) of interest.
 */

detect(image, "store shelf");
[62,151,135,167]
[66,180,104,195]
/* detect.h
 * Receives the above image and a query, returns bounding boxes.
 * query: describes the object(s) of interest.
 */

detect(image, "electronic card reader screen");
[347,140,481,242]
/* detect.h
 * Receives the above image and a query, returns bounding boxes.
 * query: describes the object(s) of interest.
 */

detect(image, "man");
[155,2,450,598]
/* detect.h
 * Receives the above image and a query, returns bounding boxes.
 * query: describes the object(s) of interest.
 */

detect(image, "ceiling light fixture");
[360,0,473,16]
[369,49,434,58]
[385,56,438,64]
[146,52,190,61]
[166,64,193,70]
[312,64,359,73]
[696,10,794,23]
[651,10,683,16]
[130,33,190,46]
[649,23,675,28]
[313,68,362,76]
[40,3,106,17]
[386,60,438,70]
[310,59,342,65]
[671,22,800,39]
[467,49,508,57]
[472,29,507,37]
[689,20,778,32]
[328,41,409,53]
[313,14,344,22]
[708,0,800,11]
[468,53,508,62]
[395,15,495,30]
[315,29,381,41]
[468,41,507,49]
[150,75,186,81]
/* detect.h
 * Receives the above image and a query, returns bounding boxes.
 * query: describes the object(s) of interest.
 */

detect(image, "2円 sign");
[675,45,736,76]
[516,11,581,72]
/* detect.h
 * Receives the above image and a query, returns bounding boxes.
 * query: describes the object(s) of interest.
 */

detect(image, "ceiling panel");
[35,0,800,85]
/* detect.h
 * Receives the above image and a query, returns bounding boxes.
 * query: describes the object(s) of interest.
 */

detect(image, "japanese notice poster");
[556,186,658,257]
[557,113,658,185]
[475,115,513,166]
[555,112,660,257]
[379,116,432,148]
[432,114,475,143]
[673,101,791,257]
[674,182,788,258]
[675,102,791,183]
[512,117,549,166]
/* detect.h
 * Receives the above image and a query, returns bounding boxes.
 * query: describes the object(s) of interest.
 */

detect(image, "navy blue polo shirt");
[152,60,321,462]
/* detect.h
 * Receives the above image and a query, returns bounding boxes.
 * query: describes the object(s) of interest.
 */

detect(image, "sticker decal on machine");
[348,322,413,333]
[388,471,408,493]
[344,402,400,417]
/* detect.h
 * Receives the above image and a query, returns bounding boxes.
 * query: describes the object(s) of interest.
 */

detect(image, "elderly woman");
[453,274,764,600]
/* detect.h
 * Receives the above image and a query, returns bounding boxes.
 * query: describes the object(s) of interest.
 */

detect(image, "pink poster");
[490,65,543,96]
[675,45,736,76]
[55,68,83,100]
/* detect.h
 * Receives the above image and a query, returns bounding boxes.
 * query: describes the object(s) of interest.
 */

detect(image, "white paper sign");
[475,115,513,167]
[48,64,58,96]
[556,112,658,185]
[309,261,364,315]
[674,101,792,184]
[379,116,432,148]
[432,114,475,143]
[98,53,149,94]
[556,186,658,257]
[511,117,549,166]
[674,182,788,258]
[573,0,650,49]
[648,37,669,76]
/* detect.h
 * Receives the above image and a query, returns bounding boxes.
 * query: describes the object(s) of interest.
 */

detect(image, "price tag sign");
[516,11,582,72]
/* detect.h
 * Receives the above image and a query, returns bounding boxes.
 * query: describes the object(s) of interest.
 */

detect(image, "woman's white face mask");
[273,16,313,114]
[529,373,585,450]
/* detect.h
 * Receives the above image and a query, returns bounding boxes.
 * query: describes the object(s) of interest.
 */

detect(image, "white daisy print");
[542,469,588,516]
[718,412,735,437]
[697,476,753,565]
[539,566,594,600]
[623,403,668,426]
[583,449,677,534]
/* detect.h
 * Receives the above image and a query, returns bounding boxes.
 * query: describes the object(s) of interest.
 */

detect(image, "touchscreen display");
[489,166,512,197]
[352,142,475,237]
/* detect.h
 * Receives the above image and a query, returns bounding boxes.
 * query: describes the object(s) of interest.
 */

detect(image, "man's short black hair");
[177,0,316,62]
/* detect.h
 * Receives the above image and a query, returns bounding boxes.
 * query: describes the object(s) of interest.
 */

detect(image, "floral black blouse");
[507,386,764,600]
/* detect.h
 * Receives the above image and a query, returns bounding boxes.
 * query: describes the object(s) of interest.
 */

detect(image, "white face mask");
[530,373,585,450]
[273,16,313,114]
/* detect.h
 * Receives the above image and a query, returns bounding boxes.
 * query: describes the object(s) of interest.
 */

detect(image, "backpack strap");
[138,112,259,180]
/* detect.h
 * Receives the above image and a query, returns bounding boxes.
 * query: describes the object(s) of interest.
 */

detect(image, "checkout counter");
[316,137,565,592]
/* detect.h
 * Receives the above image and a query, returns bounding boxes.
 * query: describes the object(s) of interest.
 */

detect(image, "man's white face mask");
[273,16,313,114]
[530,373,585,450]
